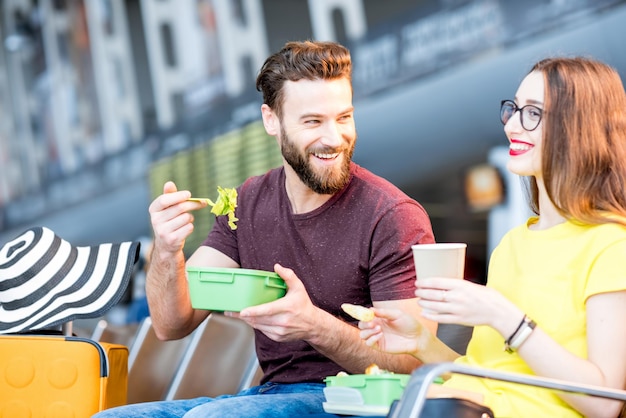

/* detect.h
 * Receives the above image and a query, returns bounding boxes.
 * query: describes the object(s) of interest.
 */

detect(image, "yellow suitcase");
[0,334,128,417]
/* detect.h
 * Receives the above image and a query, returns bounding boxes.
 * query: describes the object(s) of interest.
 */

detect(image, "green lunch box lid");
[324,373,411,407]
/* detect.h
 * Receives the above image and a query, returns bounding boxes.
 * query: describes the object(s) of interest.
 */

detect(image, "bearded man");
[95,40,435,418]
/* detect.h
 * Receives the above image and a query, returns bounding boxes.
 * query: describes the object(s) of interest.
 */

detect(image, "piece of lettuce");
[206,186,238,230]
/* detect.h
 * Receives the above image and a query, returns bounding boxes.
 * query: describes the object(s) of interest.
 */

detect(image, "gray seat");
[164,313,258,400]
[126,316,194,403]
[436,323,473,355]
[90,319,140,348]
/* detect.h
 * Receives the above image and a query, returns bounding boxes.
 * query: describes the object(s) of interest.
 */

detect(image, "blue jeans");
[93,382,326,417]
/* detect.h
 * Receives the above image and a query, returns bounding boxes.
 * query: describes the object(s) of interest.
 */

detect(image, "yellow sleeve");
[585,239,626,300]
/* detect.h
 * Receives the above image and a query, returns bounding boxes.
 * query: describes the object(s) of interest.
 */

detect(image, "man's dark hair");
[255,40,352,118]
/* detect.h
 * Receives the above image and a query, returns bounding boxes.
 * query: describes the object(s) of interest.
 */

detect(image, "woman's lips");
[509,139,533,156]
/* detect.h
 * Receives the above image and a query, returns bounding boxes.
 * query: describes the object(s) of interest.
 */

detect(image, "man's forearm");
[145,247,197,340]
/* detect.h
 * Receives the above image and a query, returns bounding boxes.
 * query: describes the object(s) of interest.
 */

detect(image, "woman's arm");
[416,277,626,417]
[516,290,626,417]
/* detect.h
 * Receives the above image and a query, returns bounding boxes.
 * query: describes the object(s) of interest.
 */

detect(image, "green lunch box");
[186,267,287,312]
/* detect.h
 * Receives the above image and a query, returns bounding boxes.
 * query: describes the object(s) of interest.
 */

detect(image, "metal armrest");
[388,362,626,418]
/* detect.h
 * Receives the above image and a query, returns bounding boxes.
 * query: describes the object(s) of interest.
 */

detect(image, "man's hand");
[149,181,205,255]
[234,263,323,342]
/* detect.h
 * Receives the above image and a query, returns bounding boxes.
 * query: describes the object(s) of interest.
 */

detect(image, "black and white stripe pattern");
[0,227,140,334]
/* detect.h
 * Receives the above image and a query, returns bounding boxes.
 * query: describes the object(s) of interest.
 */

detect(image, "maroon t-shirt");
[202,163,434,383]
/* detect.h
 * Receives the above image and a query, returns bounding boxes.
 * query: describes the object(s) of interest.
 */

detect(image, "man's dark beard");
[280,125,354,194]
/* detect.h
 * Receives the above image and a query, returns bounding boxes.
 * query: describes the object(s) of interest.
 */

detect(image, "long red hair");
[524,57,626,226]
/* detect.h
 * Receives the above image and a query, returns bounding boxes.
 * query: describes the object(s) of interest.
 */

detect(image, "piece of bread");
[365,363,383,375]
[341,303,375,322]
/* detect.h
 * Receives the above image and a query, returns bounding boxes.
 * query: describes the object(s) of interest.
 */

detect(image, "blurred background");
[1,0,625,290]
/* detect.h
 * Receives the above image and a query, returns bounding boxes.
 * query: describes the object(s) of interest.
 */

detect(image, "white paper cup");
[411,243,467,280]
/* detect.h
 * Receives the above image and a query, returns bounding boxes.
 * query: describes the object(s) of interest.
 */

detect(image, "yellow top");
[444,217,626,417]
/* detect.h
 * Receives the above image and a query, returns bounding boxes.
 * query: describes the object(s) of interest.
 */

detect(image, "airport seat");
[91,319,140,348]
[164,313,258,400]
[240,358,264,390]
[125,316,194,404]
[436,323,473,355]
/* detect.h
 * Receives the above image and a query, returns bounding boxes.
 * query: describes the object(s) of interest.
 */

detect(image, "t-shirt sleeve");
[201,205,240,265]
[585,238,626,300]
[368,201,435,301]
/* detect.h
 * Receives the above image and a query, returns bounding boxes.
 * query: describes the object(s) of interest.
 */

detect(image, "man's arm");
[239,264,436,375]
[146,181,239,340]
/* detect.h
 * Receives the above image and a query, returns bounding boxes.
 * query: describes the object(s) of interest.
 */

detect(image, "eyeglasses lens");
[500,100,541,131]
[522,107,541,131]
[500,101,515,125]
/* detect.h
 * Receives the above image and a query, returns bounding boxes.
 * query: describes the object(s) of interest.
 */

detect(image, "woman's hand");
[359,307,431,356]
[416,278,508,327]
[359,306,460,363]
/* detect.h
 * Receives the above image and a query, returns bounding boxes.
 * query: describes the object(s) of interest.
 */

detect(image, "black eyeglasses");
[500,100,543,131]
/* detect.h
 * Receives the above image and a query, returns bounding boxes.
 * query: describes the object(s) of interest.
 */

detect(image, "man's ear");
[261,104,279,136]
